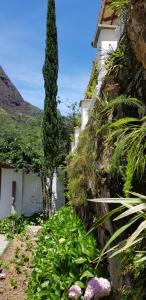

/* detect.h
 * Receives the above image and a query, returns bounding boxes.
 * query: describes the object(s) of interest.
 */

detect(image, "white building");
[79,0,122,132]
[0,165,65,219]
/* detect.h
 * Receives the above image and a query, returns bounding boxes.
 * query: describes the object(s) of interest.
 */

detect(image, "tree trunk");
[42,169,54,218]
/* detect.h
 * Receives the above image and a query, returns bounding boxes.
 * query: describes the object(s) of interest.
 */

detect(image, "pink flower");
[84,277,111,299]
[68,285,82,299]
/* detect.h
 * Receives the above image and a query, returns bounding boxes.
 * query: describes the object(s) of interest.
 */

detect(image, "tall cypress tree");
[42,0,59,217]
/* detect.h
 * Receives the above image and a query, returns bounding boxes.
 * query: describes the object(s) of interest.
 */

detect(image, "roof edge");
[92,24,117,48]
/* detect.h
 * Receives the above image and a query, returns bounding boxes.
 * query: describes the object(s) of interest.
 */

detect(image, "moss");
[85,61,98,99]
[67,112,98,206]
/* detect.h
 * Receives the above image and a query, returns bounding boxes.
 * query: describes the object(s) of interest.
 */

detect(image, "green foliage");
[120,245,146,300]
[67,121,97,206]
[0,106,43,172]
[88,193,146,266]
[10,278,18,289]
[105,42,130,77]
[0,213,46,239]
[96,95,146,196]
[0,214,27,238]
[27,207,99,300]
[85,61,98,99]
[57,111,81,165]
[43,0,59,170]
[107,115,146,196]
[110,0,128,15]
[0,136,43,173]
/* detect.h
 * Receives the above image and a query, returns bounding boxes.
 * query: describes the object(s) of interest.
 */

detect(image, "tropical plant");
[88,192,146,266]
[105,42,130,77]
[110,0,128,15]
[42,0,59,217]
[27,207,99,300]
[104,115,146,196]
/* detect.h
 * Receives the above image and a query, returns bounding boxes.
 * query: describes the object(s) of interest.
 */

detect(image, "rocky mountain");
[0,66,42,118]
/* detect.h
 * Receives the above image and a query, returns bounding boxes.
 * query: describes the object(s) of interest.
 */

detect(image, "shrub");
[27,207,100,300]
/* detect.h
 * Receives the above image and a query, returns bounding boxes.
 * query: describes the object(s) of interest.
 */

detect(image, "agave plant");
[88,192,146,266]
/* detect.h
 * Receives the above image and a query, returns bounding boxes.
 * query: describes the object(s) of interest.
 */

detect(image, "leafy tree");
[42,0,59,217]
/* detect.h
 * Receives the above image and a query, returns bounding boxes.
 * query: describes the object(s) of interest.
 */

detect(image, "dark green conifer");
[42,0,59,216]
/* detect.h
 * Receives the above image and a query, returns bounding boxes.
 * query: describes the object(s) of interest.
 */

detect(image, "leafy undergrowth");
[0,213,45,239]
[27,207,100,300]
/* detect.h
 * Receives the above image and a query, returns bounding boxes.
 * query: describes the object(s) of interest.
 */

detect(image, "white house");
[79,0,122,135]
[0,165,65,219]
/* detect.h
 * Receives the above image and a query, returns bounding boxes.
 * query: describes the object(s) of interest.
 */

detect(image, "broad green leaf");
[80,270,94,280]
[74,257,87,264]
[41,281,50,288]
[75,281,85,289]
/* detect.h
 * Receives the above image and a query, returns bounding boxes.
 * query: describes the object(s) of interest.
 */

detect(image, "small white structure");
[71,127,81,152]
[80,99,92,130]
[0,165,65,219]
[92,0,120,95]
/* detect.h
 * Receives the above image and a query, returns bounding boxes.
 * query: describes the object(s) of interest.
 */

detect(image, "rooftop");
[92,0,119,47]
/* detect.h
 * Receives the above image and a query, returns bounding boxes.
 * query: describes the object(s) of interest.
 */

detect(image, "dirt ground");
[0,227,41,300]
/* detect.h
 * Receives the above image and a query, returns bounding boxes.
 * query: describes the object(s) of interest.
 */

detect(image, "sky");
[0,0,101,115]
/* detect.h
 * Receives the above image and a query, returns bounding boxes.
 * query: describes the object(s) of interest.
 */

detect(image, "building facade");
[0,166,65,219]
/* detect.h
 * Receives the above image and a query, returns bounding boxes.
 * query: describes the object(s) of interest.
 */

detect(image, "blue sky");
[0,0,101,115]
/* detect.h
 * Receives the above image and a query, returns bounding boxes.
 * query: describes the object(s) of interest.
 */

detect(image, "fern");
[110,117,140,128]
[101,96,145,114]
[110,0,128,15]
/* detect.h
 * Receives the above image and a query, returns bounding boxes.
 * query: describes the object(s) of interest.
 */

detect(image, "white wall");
[71,127,81,152]
[81,100,92,130]
[0,168,23,219]
[22,173,43,217]
[52,168,65,211]
[96,28,118,94]
[0,168,65,219]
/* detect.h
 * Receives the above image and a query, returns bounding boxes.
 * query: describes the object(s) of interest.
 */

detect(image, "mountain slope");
[0,66,42,118]
[0,66,43,163]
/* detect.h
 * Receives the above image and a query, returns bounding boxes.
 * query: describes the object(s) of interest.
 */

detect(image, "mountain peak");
[0,66,41,116]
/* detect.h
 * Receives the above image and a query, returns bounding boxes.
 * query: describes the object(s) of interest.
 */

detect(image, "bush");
[0,214,27,238]
[27,207,100,300]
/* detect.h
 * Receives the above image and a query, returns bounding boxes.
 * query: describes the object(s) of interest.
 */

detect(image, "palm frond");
[101,96,145,114]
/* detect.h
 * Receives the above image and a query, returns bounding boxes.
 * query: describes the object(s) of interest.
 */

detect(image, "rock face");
[0,66,41,117]
[128,0,146,69]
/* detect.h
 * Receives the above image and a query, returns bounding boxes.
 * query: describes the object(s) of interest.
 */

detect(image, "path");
[0,226,41,300]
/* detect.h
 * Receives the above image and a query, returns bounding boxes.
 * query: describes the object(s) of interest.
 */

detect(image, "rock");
[0,273,6,280]
[26,226,42,237]
[0,66,42,117]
